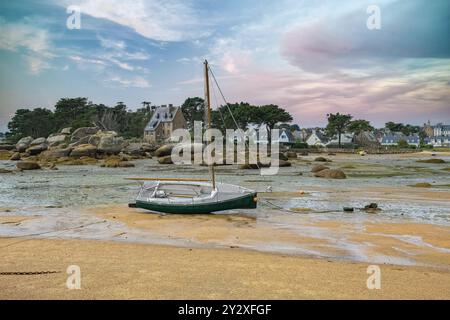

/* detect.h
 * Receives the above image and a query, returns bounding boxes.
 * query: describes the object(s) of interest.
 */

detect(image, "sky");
[0,0,449,132]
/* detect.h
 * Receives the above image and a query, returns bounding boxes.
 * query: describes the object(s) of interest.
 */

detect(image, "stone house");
[144,104,187,143]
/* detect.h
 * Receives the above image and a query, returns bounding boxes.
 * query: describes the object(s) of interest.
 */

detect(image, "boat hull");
[135,192,257,214]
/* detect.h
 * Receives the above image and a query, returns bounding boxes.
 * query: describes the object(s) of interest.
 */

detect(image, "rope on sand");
[262,200,335,214]
[0,220,108,248]
[0,271,61,276]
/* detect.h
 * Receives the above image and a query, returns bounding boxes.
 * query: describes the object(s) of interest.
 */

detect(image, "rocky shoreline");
[0,127,162,172]
[0,127,351,179]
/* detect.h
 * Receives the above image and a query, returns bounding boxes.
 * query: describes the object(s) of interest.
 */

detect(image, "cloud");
[281,0,450,71]
[0,18,54,74]
[107,75,151,88]
[69,0,210,42]
[98,36,126,50]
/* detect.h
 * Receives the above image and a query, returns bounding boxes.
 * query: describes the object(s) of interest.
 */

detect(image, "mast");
[204,60,216,189]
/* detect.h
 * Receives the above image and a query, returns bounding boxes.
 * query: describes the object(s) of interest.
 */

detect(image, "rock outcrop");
[9,152,21,161]
[96,133,123,155]
[27,144,48,156]
[16,136,33,152]
[47,134,68,147]
[155,145,174,157]
[157,155,174,164]
[40,148,73,160]
[70,127,99,142]
[285,152,298,159]
[314,169,347,179]
[70,144,97,158]
[16,161,41,170]
[314,157,331,162]
[30,137,46,146]
[101,156,135,168]
[122,143,145,157]
[279,160,292,167]
[60,127,72,135]
[311,165,330,173]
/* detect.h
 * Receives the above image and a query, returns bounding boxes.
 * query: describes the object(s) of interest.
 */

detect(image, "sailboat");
[128,60,258,214]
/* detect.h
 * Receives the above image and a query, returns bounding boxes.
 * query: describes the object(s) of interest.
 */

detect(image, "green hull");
[135,193,257,214]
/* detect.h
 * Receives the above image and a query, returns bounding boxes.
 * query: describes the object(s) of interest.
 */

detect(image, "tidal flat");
[1,151,449,299]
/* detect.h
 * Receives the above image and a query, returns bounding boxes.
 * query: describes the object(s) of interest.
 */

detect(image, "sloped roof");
[145,105,180,132]
[279,128,295,141]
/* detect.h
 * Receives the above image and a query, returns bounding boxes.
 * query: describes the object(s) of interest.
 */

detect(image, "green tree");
[53,98,95,130]
[401,124,421,136]
[348,119,374,135]
[181,97,205,130]
[212,102,258,132]
[325,113,353,148]
[385,122,404,133]
[122,106,154,138]
[254,104,293,142]
[8,108,54,141]
[397,139,409,148]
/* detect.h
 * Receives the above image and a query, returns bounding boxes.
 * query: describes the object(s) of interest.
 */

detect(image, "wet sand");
[1,151,449,299]
[1,238,449,300]
[91,204,450,269]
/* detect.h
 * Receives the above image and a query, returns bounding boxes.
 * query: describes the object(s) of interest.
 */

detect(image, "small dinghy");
[128,60,258,214]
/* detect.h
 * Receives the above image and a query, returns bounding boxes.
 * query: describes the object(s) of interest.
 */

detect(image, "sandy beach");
[1,238,449,300]
[1,152,449,299]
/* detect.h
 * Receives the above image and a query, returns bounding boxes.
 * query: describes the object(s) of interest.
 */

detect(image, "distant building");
[421,122,450,147]
[423,121,434,137]
[144,104,187,143]
[433,123,450,137]
[381,133,406,146]
[381,133,420,147]
[428,136,450,147]
[306,130,329,147]
[326,133,354,147]
[278,128,295,144]
[405,135,420,147]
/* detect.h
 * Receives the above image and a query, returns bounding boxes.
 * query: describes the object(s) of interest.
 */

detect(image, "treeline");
[4,96,426,147]
[7,98,154,142]
[181,97,293,134]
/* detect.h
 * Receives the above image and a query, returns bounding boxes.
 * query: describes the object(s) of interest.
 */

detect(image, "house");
[326,133,355,147]
[432,123,450,137]
[405,135,420,147]
[381,133,405,146]
[306,130,329,147]
[144,104,187,143]
[428,136,450,147]
[278,128,294,144]
[381,133,420,147]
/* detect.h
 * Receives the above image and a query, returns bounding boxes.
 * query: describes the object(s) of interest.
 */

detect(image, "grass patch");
[349,172,410,178]
[442,167,450,172]
[341,165,356,169]
[409,183,433,188]
[0,150,13,160]
[433,148,450,152]
[416,159,446,164]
